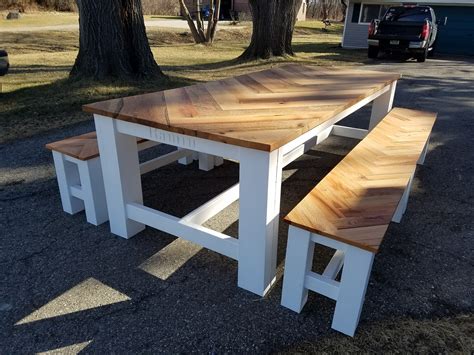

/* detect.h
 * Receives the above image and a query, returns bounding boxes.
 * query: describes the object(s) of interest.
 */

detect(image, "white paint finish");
[332,125,368,140]
[126,203,239,260]
[281,84,391,155]
[316,125,334,144]
[281,229,376,336]
[322,249,345,280]
[137,140,159,151]
[182,183,239,225]
[304,272,340,301]
[69,185,83,200]
[198,153,215,171]
[392,172,414,223]
[94,115,145,238]
[281,226,314,312]
[282,136,318,167]
[214,156,224,166]
[369,81,397,131]
[332,245,375,337]
[78,158,108,226]
[418,137,430,165]
[139,149,192,175]
[311,233,349,252]
[115,119,241,161]
[238,147,284,296]
[52,151,84,214]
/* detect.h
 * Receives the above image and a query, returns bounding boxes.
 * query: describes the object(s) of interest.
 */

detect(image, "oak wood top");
[46,132,146,161]
[284,108,437,253]
[83,64,400,152]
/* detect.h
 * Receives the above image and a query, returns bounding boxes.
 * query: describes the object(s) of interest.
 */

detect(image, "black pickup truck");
[368,5,437,62]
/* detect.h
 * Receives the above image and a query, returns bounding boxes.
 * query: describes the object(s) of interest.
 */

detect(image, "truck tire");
[417,49,428,62]
[368,46,379,59]
[0,49,9,76]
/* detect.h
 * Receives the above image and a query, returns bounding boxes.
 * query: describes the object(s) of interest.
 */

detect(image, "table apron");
[281,84,392,155]
[113,118,244,161]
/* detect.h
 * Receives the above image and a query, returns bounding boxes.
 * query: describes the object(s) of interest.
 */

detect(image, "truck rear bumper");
[367,39,427,52]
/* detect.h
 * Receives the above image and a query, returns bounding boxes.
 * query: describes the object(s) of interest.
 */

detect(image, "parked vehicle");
[367,5,438,62]
[0,49,9,76]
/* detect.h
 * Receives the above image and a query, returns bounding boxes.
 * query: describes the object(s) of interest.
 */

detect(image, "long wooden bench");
[46,132,203,225]
[280,107,437,336]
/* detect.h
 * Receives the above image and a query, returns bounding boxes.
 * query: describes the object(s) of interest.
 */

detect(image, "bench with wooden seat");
[280,107,437,336]
[46,131,216,225]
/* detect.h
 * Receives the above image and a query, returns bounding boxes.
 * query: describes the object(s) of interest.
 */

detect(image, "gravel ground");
[1,57,473,353]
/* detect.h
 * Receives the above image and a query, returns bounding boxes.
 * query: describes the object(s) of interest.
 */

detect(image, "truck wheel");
[368,46,379,59]
[417,49,428,62]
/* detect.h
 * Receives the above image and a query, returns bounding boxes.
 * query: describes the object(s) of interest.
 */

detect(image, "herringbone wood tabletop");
[83,64,400,151]
[284,108,437,253]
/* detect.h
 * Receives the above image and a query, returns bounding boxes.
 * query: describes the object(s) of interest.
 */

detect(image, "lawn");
[0,11,78,28]
[0,18,367,143]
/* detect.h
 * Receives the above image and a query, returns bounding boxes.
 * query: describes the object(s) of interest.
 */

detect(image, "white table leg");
[94,115,145,238]
[238,147,283,296]
[369,81,397,131]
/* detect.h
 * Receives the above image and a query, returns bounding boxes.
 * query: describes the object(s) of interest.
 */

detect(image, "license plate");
[390,40,400,45]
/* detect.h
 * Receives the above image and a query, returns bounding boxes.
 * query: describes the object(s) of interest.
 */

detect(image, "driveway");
[0,57,473,353]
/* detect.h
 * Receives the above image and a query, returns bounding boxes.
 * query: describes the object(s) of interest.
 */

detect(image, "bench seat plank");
[46,132,147,161]
[284,108,437,253]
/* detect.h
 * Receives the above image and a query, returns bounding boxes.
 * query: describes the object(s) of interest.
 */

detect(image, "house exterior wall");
[342,2,371,48]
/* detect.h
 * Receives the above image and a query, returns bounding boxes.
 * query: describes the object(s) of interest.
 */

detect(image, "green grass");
[0,11,78,28]
[0,21,367,143]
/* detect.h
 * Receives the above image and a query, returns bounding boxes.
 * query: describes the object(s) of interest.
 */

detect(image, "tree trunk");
[239,0,303,60]
[341,0,348,21]
[70,0,164,80]
[179,0,221,45]
[321,0,328,20]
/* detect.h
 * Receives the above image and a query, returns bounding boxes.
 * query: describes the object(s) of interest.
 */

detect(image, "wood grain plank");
[284,108,437,253]
[83,64,401,151]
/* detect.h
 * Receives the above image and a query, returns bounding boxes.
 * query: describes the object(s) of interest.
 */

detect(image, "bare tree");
[179,0,221,44]
[307,0,346,20]
[239,0,303,60]
[71,0,163,80]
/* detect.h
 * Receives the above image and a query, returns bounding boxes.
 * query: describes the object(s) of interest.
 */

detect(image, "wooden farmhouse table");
[83,64,400,296]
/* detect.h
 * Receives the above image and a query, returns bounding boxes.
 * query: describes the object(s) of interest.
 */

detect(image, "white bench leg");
[281,226,315,312]
[369,81,396,131]
[198,153,215,171]
[95,115,145,238]
[52,151,84,215]
[417,137,429,165]
[198,153,224,171]
[392,173,414,223]
[332,245,374,337]
[77,157,108,226]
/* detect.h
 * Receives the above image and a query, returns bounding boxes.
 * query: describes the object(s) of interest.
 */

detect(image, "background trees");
[179,0,221,44]
[70,0,164,80]
[239,0,303,60]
